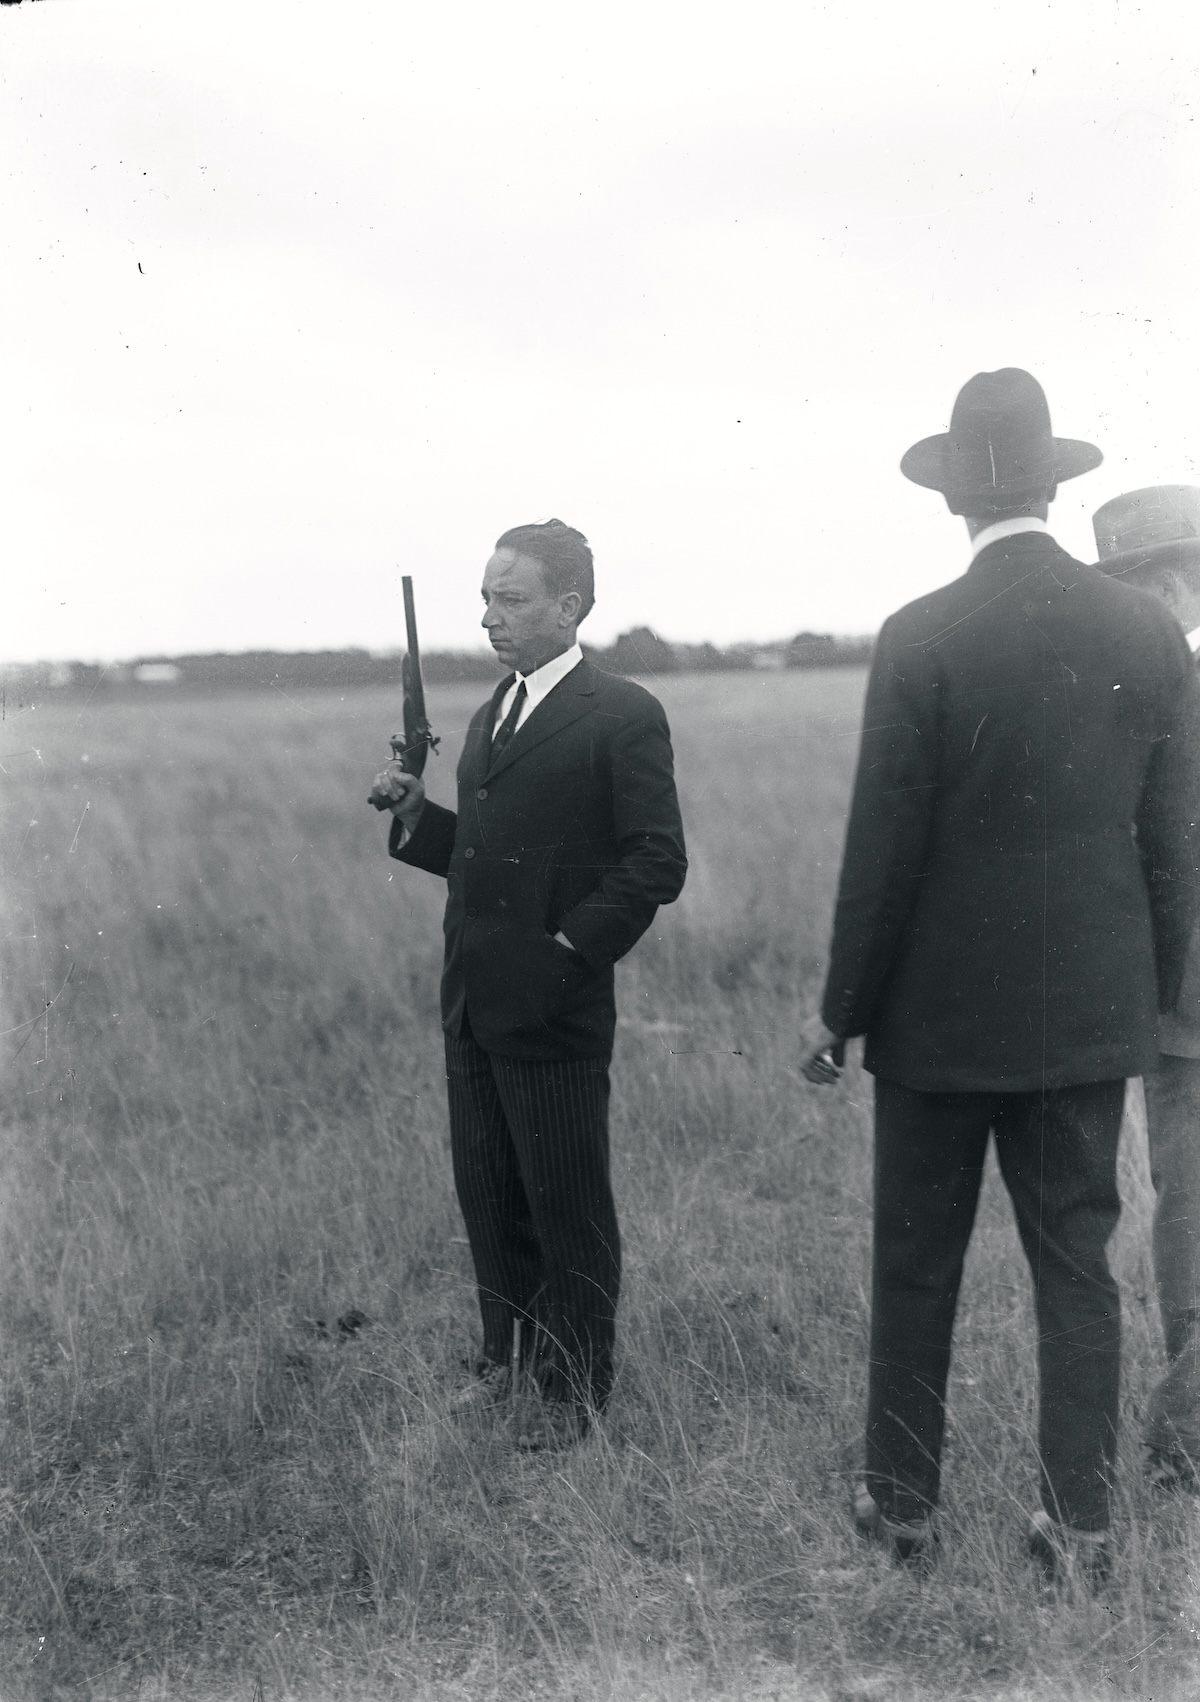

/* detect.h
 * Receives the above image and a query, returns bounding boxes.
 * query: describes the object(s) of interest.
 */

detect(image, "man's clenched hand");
[369,761,426,830]
[800,1012,846,1086]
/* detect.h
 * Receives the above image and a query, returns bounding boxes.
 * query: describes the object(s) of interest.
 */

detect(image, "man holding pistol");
[372,519,687,1449]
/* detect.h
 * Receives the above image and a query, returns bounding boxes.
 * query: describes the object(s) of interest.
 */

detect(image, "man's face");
[1142,568,1200,635]
[481,548,575,675]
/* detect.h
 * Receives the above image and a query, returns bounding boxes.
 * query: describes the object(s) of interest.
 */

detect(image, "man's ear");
[1165,569,1200,625]
[560,591,583,626]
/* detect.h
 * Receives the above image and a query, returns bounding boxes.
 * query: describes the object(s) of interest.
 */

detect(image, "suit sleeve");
[388,799,458,876]
[557,696,688,969]
[1135,629,1200,1011]
[821,618,941,1038]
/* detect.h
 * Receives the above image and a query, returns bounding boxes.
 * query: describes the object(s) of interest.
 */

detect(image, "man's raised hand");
[368,761,426,830]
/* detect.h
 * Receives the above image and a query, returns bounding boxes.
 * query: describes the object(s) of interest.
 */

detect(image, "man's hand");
[800,1014,847,1086]
[369,762,426,831]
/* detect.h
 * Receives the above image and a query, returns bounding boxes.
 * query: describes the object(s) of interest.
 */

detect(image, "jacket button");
[476,787,488,800]
[464,847,475,859]
[466,907,478,919]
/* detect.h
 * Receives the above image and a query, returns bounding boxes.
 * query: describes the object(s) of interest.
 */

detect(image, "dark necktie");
[490,680,527,760]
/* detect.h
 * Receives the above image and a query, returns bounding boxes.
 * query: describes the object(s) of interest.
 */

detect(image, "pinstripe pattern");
[446,1031,619,1409]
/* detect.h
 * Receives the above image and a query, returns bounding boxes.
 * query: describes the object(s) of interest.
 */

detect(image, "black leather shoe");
[852,1481,937,1567]
[515,1399,590,1453]
[1147,1445,1199,1495]
[449,1362,512,1416]
[1027,1509,1111,1595]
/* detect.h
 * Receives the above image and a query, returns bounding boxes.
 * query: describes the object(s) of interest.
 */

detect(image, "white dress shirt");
[969,515,1049,559]
[493,642,584,739]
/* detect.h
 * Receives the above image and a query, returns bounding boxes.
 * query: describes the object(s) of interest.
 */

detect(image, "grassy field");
[1,668,1198,1701]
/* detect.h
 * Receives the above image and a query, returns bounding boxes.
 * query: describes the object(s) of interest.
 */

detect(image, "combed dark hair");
[495,519,595,620]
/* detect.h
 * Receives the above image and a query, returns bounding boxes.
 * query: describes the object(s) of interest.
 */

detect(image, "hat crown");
[1092,486,1200,561]
[900,368,1101,515]
[945,368,1055,502]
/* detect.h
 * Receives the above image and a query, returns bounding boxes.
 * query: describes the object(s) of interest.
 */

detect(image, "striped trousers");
[445,1032,620,1409]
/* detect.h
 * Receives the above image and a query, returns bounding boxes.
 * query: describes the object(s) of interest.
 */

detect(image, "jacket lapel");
[464,676,514,785]
[483,660,598,782]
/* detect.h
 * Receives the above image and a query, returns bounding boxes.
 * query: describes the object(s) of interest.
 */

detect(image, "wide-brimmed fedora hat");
[1093,486,1200,582]
[901,368,1103,516]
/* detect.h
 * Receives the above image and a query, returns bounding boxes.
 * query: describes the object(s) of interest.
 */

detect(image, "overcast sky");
[2,1,1198,662]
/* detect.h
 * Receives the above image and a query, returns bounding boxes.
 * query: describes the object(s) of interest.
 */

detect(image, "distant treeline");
[1,628,873,700]
[590,627,874,675]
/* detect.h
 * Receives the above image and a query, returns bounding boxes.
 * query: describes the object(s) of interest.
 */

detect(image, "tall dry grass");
[0,670,1197,1701]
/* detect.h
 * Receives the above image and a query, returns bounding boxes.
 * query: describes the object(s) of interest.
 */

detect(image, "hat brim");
[900,434,1103,494]
[1095,537,1200,582]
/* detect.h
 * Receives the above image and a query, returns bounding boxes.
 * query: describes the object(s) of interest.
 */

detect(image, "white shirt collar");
[1186,625,1200,655]
[511,642,583,709]
[970,515,1049,559]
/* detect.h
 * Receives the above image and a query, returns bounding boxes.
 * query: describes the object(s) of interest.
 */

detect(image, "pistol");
[368,575,439,808]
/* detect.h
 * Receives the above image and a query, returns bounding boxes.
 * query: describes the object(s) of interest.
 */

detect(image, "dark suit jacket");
[822,530,1200,1092]
[391,659,687,1061]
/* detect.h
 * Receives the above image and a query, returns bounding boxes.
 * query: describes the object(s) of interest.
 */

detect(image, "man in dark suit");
[1093,486,1200,1494]
[372,519,687,1447]
[804,371,1200,1583]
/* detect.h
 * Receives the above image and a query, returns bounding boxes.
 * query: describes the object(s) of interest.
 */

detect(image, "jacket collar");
[483,672,513,737]
[969,515,1049,558]
[480,659,599,782]
[967,526,1065,576]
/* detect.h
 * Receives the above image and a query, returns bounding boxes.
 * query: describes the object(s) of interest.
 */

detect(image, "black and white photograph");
[3,2,1200,1697]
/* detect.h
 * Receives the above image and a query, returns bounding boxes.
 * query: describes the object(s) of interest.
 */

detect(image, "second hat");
[1093,486,1200,581]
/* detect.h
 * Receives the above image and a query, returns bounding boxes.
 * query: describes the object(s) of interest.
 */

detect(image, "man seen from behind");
[804,371,1200,1588]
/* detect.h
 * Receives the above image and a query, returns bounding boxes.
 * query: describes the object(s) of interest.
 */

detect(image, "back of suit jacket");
[391,660,687,1061]
[823,531,1200,1092]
